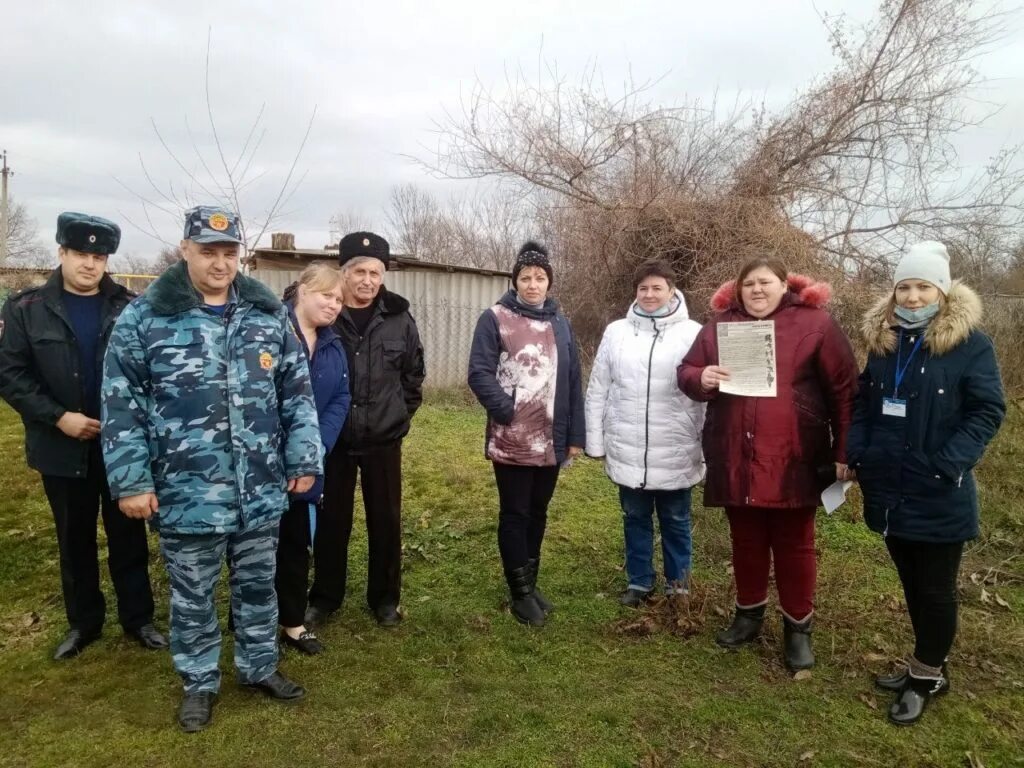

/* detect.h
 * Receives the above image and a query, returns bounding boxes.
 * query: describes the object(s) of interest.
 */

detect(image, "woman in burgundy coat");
[678,258,858,670]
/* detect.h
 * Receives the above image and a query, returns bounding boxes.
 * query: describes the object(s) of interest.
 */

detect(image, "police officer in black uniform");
[0,212,167,660]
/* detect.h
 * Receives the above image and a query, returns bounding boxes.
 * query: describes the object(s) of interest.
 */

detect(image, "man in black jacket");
[306,231,425,627]
[0,212,166,660]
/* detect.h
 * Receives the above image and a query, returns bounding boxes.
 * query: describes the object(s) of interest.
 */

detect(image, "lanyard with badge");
[882,329,924,418]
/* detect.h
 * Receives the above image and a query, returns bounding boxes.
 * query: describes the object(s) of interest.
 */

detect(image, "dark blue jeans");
[619,485,693,592]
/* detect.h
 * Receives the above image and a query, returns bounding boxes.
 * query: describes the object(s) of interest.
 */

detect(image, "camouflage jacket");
[101,261,322,534]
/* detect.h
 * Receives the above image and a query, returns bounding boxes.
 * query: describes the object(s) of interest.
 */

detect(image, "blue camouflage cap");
[183,205,244,245]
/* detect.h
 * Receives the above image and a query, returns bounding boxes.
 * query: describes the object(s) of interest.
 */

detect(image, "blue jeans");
[619,486,693,592]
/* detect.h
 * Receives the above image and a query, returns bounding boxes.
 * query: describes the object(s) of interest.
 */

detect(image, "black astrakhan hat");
[56,212,121,255]
[339,231,390,269]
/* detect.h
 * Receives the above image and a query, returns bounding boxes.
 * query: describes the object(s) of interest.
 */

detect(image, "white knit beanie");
[893,241,951,295]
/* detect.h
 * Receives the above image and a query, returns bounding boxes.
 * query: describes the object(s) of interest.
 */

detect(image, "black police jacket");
[0,269,133,478]
[332,286,425,452]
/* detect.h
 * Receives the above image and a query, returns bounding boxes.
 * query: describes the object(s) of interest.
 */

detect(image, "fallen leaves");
[857,692,879,710]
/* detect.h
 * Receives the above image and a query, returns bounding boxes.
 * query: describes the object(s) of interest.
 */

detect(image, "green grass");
[0,400,1022,768]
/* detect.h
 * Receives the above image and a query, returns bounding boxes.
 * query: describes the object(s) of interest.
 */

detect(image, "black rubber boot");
[889,673,948,726]
[527,558,553,615]
[505,565,545,627]
[715,604,765,649]
[876,661,950,693]
[783,616,815,671]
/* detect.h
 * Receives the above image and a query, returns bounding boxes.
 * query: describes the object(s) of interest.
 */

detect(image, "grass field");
[0,399,1022,768]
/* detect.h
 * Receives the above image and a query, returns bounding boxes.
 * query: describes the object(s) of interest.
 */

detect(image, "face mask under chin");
[894,302,941,327]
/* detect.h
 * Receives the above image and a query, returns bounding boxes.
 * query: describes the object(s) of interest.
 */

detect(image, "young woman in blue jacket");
[847,241,1005,725]
[276,264,351,654]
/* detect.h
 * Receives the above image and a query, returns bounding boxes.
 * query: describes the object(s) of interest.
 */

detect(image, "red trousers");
[725,506,816,622]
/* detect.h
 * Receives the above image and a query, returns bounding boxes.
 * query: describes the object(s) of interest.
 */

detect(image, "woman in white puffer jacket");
[586,260,706,606]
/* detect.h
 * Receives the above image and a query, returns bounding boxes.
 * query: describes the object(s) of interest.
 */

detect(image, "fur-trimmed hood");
[146,259,280,316]
[710,273,832,314]
[861,280,982,357]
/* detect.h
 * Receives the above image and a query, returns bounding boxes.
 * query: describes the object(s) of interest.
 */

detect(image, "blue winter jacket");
[846,282,1006,543]
[286,302,351,501]
[101,262,323,534]
[468,289,586,465]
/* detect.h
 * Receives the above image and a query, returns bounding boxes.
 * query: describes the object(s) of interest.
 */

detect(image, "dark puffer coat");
[332,286,425,452]
[846,281,1005,542]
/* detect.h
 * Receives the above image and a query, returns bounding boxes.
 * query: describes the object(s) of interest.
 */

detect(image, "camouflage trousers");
[159,522,280,694]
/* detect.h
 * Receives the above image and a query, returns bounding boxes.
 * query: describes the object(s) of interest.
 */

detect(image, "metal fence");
[254,268,511,388]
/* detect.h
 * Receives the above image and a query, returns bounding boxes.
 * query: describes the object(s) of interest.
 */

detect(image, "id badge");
[882,397,907,417]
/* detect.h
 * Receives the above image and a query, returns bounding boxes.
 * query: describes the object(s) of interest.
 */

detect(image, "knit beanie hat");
[512,241,553,285]
[893,241,951,294]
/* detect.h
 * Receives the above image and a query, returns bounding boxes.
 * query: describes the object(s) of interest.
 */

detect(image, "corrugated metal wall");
[254,268,510,387]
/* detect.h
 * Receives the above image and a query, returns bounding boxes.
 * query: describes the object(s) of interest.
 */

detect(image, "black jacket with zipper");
[0,269,134,478]
[332,286,425,452]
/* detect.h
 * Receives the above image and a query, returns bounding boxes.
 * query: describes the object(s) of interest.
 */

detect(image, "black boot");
[178,691,215,733]
[876,661,950,693]
[527,558,553,615]
[889,673,948,726]
[783,616,815,671]
[715,604,765,649]
[504,565,545,627]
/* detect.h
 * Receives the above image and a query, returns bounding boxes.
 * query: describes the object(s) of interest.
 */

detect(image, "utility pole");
[0,150,11,265]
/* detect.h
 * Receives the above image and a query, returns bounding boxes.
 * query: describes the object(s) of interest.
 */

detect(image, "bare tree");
[419,0,1024,353]
[1,198,50,266]
[116,30,316,253]
[384,182,531,269]
[328,209,379,245]
[386,183,441,256]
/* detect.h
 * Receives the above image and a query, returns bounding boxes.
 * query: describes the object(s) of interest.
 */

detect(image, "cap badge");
[363,238,370,247]
[88,234,97,244]
[209,213,230,231]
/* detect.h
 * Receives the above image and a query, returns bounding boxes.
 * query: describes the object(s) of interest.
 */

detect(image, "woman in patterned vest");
[468,241,585,627]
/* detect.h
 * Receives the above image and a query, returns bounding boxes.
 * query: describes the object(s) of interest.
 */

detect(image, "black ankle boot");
[715,604,765,649]
[876,661,950,693]
[783,616,815,670]
[504,565,545,627]
[889,673,948,726]
[527,558,553,615]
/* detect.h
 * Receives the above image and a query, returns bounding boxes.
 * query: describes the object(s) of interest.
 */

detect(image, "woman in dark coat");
[468,241,585,627]
[275,264,351,654]
[678,258,858,670]
[847,241,1005,725]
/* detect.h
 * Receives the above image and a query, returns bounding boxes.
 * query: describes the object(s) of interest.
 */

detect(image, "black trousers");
[311,442,403,612]
[885,535,964,669]
[40,444,154,633]
[493,462,560,572]
[275,498,315,628]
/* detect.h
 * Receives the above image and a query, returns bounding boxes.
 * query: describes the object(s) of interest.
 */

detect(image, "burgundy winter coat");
[677,275,858,509]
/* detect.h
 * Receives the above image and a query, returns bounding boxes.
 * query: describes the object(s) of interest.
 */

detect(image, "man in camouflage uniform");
[101,206,322,732]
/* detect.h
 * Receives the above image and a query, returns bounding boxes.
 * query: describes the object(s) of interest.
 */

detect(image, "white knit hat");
[893,240,951,294]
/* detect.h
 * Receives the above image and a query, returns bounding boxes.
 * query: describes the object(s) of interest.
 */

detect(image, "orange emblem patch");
[209,213,230,231]
[259,352,273,370]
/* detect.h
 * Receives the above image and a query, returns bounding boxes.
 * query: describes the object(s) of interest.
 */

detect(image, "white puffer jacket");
[585,290,706,490]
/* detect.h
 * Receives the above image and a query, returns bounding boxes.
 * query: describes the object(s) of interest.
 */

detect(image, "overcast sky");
[3,0,1022,267]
